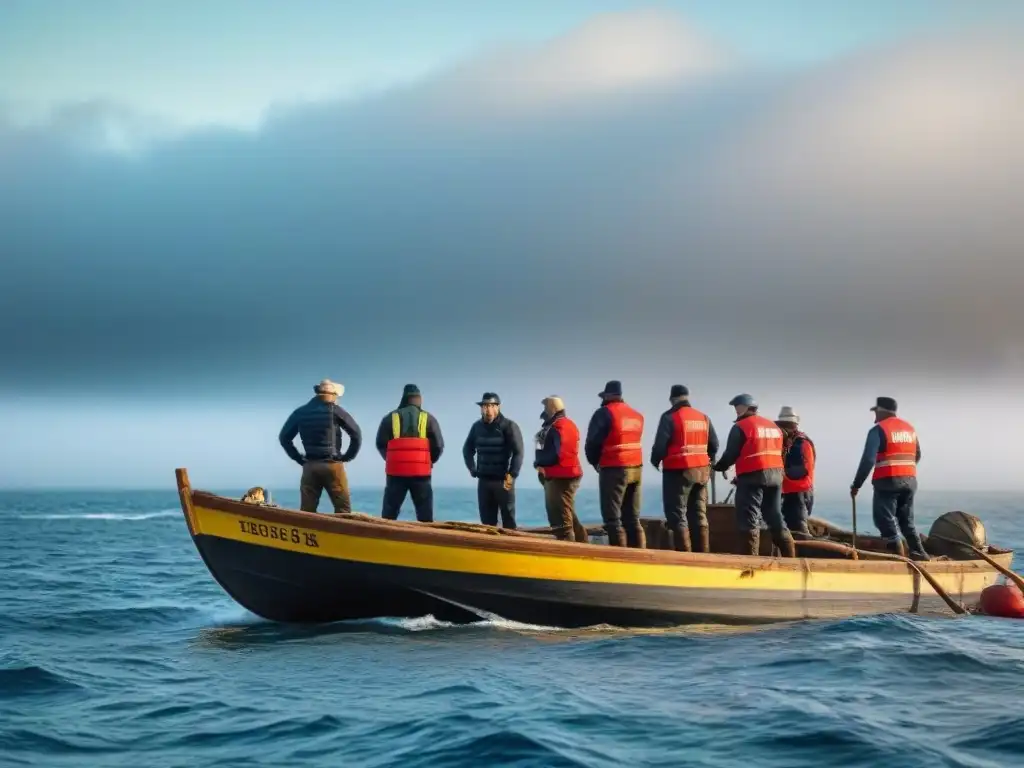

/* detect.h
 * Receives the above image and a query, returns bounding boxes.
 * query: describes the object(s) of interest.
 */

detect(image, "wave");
[16,509,178,521]
[0,665,84,698]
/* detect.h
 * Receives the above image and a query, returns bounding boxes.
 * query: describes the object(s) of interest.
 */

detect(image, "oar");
[851,495,858,552]
[928,534,1024,594]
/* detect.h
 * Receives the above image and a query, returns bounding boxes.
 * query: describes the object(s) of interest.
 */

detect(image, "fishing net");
[927,511,987,560]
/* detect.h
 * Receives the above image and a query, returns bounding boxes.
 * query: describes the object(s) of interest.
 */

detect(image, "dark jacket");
[279,397,362,465]
[534,410,566,468]
[783,432,815,484]
[712,411,783,488]
[463,413,524,479]
[375,400,444,465]
[851,424,921,492]
[650,400,720,470]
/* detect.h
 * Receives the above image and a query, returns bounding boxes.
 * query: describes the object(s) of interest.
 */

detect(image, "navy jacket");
[534,411,567,469]
[463,413,524,479]
[279,397,362,465]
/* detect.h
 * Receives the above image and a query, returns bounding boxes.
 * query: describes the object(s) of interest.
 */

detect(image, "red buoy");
[980,582,1024,618]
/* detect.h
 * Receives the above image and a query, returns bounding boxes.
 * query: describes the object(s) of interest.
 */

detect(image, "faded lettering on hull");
[237,519,319,548]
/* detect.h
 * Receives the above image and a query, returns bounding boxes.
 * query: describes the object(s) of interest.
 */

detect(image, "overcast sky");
[2,2,1022,491]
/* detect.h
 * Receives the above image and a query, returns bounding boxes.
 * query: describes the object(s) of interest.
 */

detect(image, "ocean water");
[2,485,1023,768]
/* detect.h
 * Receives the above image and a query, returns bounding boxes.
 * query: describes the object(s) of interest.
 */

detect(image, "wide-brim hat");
[775,406,799,424]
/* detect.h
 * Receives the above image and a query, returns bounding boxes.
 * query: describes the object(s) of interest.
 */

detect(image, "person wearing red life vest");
[850,396,928,560]
[775,406,815,540]
[533,395,588,543]
[713,393,794,557]
[584,380,646,548]
[375,383,444,522]
[650,384,719,552]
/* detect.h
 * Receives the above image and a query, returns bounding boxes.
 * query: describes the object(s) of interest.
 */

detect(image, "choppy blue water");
[2,486,1023,767]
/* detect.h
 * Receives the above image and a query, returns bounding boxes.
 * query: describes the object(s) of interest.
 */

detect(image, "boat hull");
[177,470,1013,628]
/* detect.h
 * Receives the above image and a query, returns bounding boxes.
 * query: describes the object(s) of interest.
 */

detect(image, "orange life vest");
[734,414,784,475]
[872,417,917,481]
[599,401,644,468]
[384,410,432,477]
[662,406,711,470]
[540,415,583,479]
[782,434,815,494]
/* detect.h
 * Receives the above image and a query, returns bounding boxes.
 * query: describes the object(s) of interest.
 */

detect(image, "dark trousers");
[873,485,926,556]
[382,476,434,522]
[543,476,588,542]
[734,480,785,533]
[599,466,644,548]
[781,491,812,537]
[477,477,516,528]
[661,468,709,531]
[300,461,351,514]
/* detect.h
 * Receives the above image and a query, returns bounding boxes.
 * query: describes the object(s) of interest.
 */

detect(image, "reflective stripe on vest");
[662,406,710,470]
[385,410,432,477]
[599,401,644,468]
[872,417,917,481]
[541,416,583,479]
[734,415,784,475]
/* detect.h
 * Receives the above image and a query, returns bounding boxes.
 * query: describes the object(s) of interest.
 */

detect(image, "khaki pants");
[543,477,588,542]
[300,461,351,514]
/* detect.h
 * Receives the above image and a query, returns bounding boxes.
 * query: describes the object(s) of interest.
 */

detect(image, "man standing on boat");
[278,379,362,514]
[376,384,444,522]
[713,394,795,557]
[850,397,929,560]
[650,385,719,552]
[775,406,815,540]
[534,396,589,543]
[585,380,646,548]
[462,392,524,529]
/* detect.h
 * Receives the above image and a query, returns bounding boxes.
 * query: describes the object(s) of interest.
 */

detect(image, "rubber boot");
[772,529,797,558]
[905,532,931,561]
[696,526,710,553]
[669,525,691,552]
[572,515,589,544]
[739,529,760,556]
[606,526,627,547]
[885,537,907,558]
[626,524,647,549]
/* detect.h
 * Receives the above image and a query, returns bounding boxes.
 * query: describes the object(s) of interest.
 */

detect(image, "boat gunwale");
[185,484,1013,577]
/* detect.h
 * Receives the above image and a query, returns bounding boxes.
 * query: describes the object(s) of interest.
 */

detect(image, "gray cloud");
[2,13,1023,396]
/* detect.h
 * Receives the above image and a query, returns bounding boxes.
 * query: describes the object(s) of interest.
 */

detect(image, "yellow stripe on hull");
[191,504,998,598]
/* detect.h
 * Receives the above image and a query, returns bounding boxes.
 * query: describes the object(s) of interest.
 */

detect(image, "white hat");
[776,406,799,424]
[314,379,344,397]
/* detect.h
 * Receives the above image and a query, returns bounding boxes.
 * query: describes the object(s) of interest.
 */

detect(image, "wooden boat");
[175,468,1013,628]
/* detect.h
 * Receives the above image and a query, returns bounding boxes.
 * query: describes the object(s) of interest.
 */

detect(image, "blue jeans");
[872,482,926,556]
[781,491,812,536]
